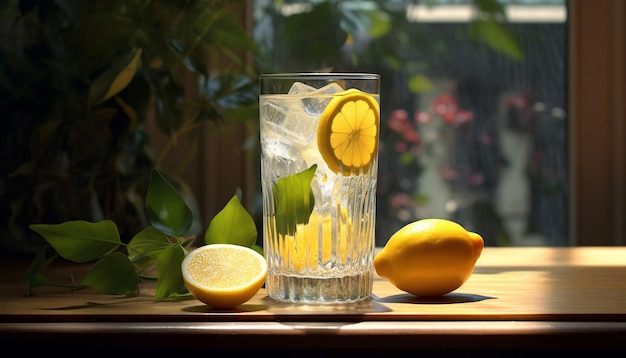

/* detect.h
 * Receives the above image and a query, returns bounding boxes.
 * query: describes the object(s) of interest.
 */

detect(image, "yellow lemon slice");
[279,209,351,271]
[181,244,267,308]
[317,88,380,175]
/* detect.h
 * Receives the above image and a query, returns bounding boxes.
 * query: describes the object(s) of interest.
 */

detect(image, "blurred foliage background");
[0,0,259,257]
[252,0,568,246]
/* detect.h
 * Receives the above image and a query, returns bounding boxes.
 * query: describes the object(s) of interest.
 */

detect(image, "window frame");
[569,0,625,245]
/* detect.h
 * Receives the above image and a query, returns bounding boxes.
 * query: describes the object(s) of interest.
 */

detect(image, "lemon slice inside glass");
[279,209,351,271]
[317,88,380,175]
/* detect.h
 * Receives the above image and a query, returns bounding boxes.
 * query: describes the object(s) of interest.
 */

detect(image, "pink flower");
[440,167,457,181]
[456,110,474,124]
[395,141,408,153]
[431,94,475,125]
[390,193,414,208]
[433,94,458,119]
[506,93,530,108]
[388,109,420,145]
[402,128,420,144]
[414,110,431,124]
[468,173,486,186]
[388,109,410,132]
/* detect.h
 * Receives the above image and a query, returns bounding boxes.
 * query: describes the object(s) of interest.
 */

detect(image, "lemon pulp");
[279,210,350,271]
[181,244,268,308]
[317,88,380,175]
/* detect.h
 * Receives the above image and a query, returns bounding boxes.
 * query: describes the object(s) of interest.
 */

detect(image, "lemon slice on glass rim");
[317,88,380,176]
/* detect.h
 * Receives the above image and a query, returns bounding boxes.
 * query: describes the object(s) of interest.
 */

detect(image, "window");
[253,0,571,246]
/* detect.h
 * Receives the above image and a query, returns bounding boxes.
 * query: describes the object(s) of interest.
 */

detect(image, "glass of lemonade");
[259,73,381,303]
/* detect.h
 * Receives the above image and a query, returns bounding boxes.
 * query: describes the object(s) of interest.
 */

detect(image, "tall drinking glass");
[259,73,381,303]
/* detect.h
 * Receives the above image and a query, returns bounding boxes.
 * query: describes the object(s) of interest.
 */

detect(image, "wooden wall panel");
[570,0,626,245]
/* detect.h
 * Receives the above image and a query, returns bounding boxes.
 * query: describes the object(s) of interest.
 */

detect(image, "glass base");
[265,270,373,304]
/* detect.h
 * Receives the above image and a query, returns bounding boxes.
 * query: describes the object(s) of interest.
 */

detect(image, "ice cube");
[282,110,318,144]
[314,82,345,95]
[260,99,318,145]
[311,174,341,215]
[288,82,316,94]
[300,140,326,171]
[261,136,307,178]
[302,82,345,116]
[260,100,287,127]
[261,136,293,159]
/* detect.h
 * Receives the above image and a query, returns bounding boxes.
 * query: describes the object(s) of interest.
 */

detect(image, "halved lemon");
[317,88,380,175]
[181,244,267,308]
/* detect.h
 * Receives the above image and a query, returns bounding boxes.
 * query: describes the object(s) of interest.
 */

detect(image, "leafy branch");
[1,0,259,256]
[25,169,260,301]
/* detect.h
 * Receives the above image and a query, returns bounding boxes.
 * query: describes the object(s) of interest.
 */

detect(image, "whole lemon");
[374,218,484,297]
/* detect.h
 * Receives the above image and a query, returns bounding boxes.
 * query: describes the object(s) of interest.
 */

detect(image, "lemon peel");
[374,218,484,297]
[181,244,267,308]
[317,88,380,175]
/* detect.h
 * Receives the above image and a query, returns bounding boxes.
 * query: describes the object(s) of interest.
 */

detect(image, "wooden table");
[1,247,625,353]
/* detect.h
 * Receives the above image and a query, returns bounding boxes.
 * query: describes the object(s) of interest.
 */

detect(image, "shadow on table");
[374,292,496,304]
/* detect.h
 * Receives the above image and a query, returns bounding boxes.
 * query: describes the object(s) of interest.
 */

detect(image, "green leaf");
[365,8,391,39]
[474,0,505,15]
[88,48,143,106]
[208,74,258,111]
[165,37,208,76]
[196,9,259,52]
[281,2,347,71]
[273,165,316,236]
[146,169,193,237]
[205,195,257,247]
[23,247,55,284]
[29,220,121,263]
[338,2,390,39]
[469,19,524,61]
[127,225,172,267]
[23,248,59,294]
[144,68,184,136]
[155,245,187,301]
[103,48,143,102]
[27,272,59,291]
[81,252,139,295]
[251,244,264,256]
[408,73,434,94]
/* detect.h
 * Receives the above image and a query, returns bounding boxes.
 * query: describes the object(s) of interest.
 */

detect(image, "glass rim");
[259,73,380,80]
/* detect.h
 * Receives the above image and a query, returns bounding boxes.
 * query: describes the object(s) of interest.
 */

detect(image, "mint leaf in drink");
[272,165,316,236]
